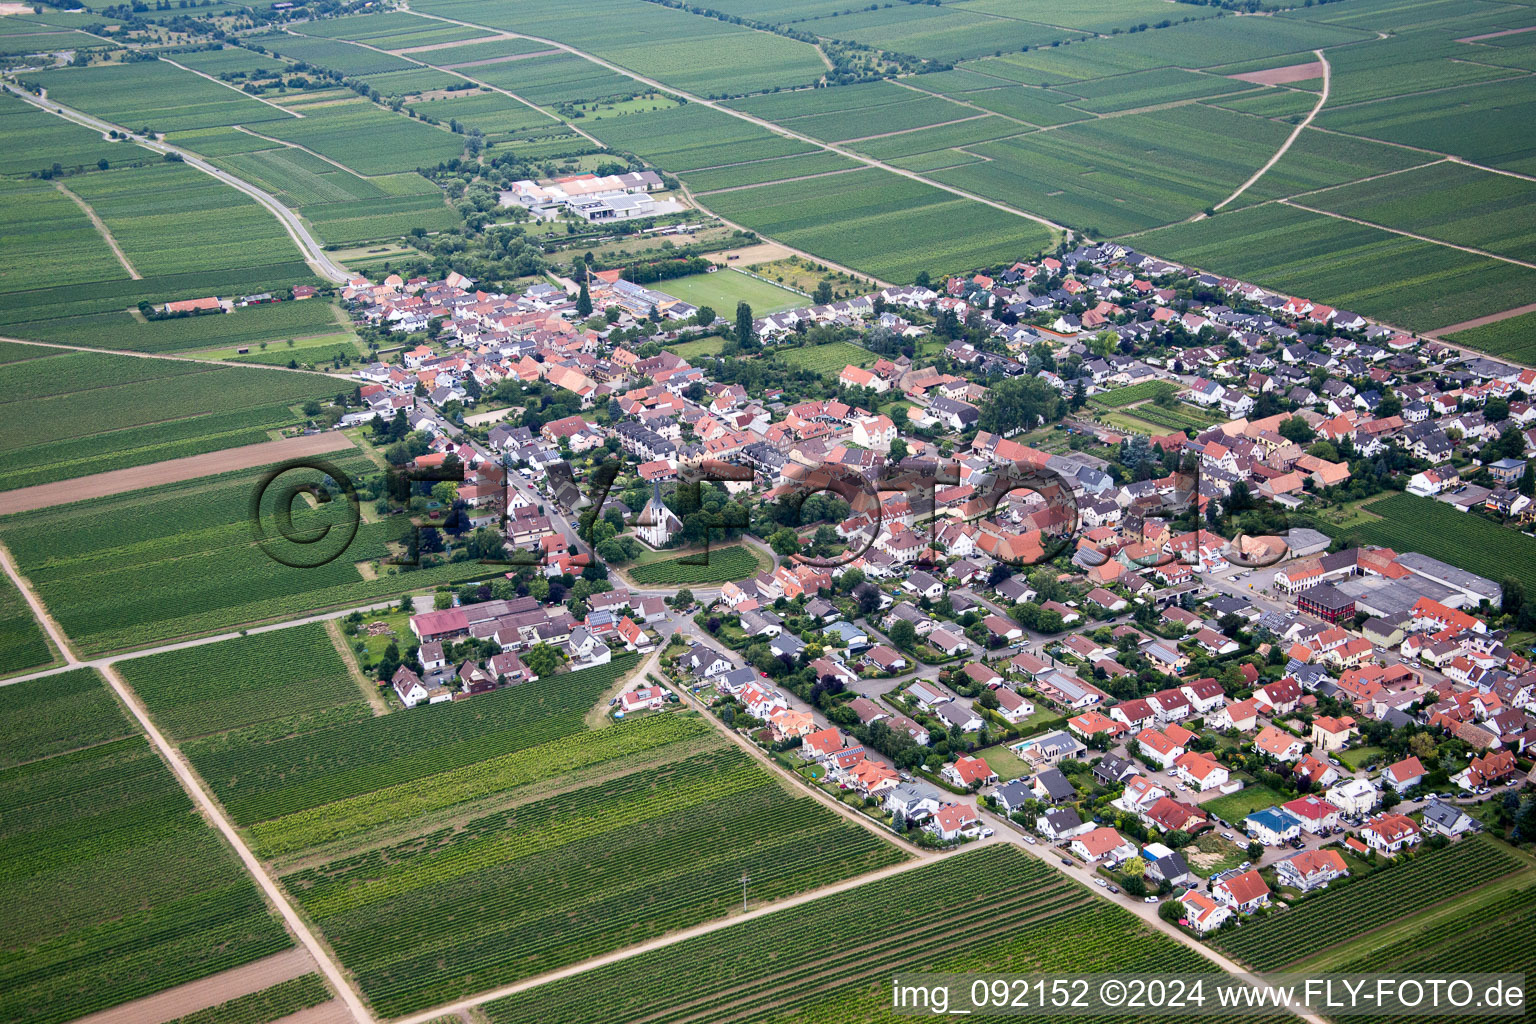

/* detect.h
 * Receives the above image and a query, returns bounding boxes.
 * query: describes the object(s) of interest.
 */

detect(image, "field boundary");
[1212,50,1330,213]
[64,948,321,1024]
[54,180,141,279]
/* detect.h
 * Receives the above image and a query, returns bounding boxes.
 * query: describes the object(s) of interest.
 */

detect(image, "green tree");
[814,280,834,304]
[735,301,755,348]
[888,618,917,650]
[769,528,800,556]
[523,642,562,677]
[1279,416,1314,444]
[694,305,716,327]
[576,280,592,318]
[978,376,1066,435]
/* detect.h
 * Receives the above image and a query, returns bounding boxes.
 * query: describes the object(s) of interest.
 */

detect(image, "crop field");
[800,4,1078,63]
[0,672,293,1024]
[0,91,133,177]
[405,90,553,134]
[249,100,466,175]
[846,114,1030,159]
[586,103,816,172]
[1322,32,1527,107]
[10,294,339,353]
[303,192,460,243]
[944,84,1094,127]
[1317,77,1536,176]
[486,844,1266,1024]
[772,339,876,378]
[629,544,764,585]
[164,125,292,156]
[118,622,367,741]
[889,148,986,171]
[684,152,861,192]
[1208,87,1322,119]
[1320,492,1536,592]
[169,45,292,77]
[1132,203,1536,333]
[665,335,726,360]
[412,0,827,96]
[1300,160,1536,263]
[163,975,333,1024]
[1223,128,1432,206]
[22,60,296,132]
[63,162,303,276]
[764,95,978,144]
[284,728,906,1016]
[951,0,1219,35]
[0,179,130,294]
[0,565,53,677]
[0,454,491,654]
[1280,0,1531,35]
[1112,401,1222,434]
[295,10,489,46]
[702,167,1054,283]
[357,66,474,96]
[1211,837,1528,970]
[248,32,417,76]
[408,37,555,64]
[657,270,804,314]
[1089,379,1182,408]
[214,147,393,206]
[0,345,338,491]
[1446,311,1536,362]
[0,667,126,768]
[1057,68,1255,113]
[470,51,640,106]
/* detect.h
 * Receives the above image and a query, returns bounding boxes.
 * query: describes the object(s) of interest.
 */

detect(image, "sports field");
[657,269,804,315]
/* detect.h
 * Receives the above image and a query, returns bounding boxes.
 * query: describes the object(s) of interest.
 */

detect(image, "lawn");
[664,335,725,360]
[976,743,1032,781]
[657,269,804,315]
[1204,784,1290,823]
[1338,745,1386,772]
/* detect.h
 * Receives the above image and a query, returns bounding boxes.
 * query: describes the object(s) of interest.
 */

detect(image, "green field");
[1089,380,1182,408]
[1317,492,1536,592]
[0,90,135,178]
[0,555,53,677]
[0,671,294,1024]
[664,335,726,360]
[0,346,340,492]
[1204,784,1292,823]
[0,454,489,654]
[10,297,342,353]
[249,100,466,176]
[485,844,1254,1024]
[22,60,296,132]
[1445,311,1536,362]
[628,544,764,585]
[1212,837,1529,971]
[658,269,804,315]
[117,622,367,741]
[1132,202,1536,333]
[685,152,862,193]
[773,339,876,378]
[0,178,128,294]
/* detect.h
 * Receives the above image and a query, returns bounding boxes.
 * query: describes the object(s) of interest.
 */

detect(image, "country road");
[2,82,350,284]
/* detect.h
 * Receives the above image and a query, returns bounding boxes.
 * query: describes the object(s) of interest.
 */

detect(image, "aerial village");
[338,237,1536,940]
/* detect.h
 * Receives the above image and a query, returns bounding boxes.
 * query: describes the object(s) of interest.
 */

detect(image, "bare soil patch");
[65,949,318,1024]
[1229,61,1324,85]
[707,241,794,267]
[0,433,355,515]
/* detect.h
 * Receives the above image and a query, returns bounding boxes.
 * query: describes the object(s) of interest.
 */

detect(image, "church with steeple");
[636,479,682,547]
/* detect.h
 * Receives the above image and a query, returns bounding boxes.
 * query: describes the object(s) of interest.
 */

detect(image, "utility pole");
[741,873,751,912]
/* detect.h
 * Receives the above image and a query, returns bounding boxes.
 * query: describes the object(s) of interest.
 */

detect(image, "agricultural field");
[0,345,341,492]
[294,10,491,47]
[250,100,467,176]
[213,147,398,206]
[0,557,54,678]
[117,622,369,741]
[1299,160,1536,263]
[9,295,341,353]
[161,975,334,1024]
[1320,492,1536,592]
[1221,128,1432,206]
[657,269,804,315]
[1131,203,1536,333]
[168,44,292,77]
[844,114,1032,160]
[0,672,294,1024]
[0,453,490,654]
[62,162,305,277]
[795,3,1079,63]
[773,339,876,377]
[1445,311,1536,363]
[1317,77,1536,176]
[408,36,556,65]
[0,90,136,178]
[702,167,1055,283]
[486,844,1258,1024]
[247,31,418,76]
[1089,379,1182,408]
[1056,67,1255,113]
[684,152,861,193]
[0,178,131,294]
[628,544,764,585]
[303,192,461,245]
[22,60,296,132]
[664,335,726,360]
[583,102,816,173]
[284,724,905,1015]
[1212,836,1529,971]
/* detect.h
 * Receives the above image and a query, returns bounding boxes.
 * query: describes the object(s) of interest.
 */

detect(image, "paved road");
[2,83,350,284]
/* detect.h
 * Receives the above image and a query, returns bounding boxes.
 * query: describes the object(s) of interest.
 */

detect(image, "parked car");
[1108,885,1120,895]
[1061,857,1075,867]
[1221,831,1234,840]
[1143,896,1159,904]
[1095,878,1108,888]
[1024,835,1037,845]
[980,827,995,838]
[1328,757,1341,767]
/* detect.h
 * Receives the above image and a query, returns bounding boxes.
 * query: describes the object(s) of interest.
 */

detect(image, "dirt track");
[0,433,356,515]
[66,949,320,1024]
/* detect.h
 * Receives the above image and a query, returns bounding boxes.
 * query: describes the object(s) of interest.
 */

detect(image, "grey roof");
[1043,806,1083,831]
[996,779,1033,810]
[1394,551,1501,603]
[1034,767,1076,800]
[1422,801,1470,828]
